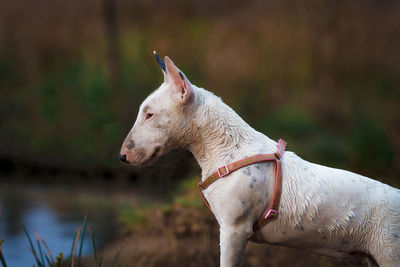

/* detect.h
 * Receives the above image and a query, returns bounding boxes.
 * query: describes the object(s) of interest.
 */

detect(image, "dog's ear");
[153,50,168,81]
[164,56,194,104]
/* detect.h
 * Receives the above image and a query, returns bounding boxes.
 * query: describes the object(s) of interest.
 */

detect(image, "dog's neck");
[185,87,277,180]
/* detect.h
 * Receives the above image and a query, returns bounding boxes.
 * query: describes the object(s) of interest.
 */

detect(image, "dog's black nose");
[119,154,128,163]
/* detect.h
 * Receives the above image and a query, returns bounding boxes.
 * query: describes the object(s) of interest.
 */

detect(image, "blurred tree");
[0,0,398,185]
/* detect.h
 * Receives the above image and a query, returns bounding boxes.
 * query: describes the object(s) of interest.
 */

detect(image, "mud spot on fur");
[393,234,399,239]
[234,208,250,225]
[255,165,260,170]
[251,176,257,182]
[243,167,251,176]
[127,140,135,150]
[249,183,254,188]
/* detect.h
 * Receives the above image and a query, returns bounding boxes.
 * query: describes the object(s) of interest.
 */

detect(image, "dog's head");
[119,52,195,165]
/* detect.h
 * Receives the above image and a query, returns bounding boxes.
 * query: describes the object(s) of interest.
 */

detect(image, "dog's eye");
[145,113,153,120]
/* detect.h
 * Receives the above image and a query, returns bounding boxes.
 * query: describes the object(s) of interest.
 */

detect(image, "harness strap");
[198,139,287,232]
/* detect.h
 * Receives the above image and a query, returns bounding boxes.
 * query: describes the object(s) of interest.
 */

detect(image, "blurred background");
[0,0,399,266]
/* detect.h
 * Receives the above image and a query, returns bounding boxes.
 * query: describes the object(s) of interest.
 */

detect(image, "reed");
[0,213,125,267]
[22,221,44,267]
[0,206,7,267]
[0,250,6,267]
[35,230,46,266]
[68,229,79,266]
[88,227,99,267]
[71,225,82,267]
[77,215,87,267]
[0,205,7,267]
[41,237,55,265]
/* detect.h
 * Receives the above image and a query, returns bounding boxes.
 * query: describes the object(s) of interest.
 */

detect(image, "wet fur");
[121,57,400,267]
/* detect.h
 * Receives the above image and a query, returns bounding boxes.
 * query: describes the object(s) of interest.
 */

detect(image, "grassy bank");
[97,177,367,267]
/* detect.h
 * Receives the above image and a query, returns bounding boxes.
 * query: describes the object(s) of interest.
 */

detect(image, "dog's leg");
[219,224,252,267]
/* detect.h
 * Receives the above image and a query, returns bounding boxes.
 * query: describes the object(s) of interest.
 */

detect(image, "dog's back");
[252,150,400,264]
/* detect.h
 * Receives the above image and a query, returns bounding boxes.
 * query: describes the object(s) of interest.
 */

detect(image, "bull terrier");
[120,52,400,267]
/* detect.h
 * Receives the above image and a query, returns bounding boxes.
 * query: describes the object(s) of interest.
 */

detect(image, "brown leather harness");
[198,139,287,232]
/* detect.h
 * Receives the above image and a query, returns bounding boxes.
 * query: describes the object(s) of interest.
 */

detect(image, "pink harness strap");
[198,139,287,232]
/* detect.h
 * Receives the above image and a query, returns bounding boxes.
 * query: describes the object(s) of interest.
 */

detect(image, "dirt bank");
[92,184,365,267]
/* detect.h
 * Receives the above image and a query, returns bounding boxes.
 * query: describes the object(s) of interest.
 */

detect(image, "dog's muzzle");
[119,153,128,163]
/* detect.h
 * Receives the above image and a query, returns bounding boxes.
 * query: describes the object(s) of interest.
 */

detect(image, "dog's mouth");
[142,146,162,166]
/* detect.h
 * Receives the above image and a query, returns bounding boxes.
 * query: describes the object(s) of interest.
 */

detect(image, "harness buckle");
[264,209,278,219]
[217,165,230,178]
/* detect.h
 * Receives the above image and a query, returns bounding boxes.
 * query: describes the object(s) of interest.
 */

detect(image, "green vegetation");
[0,178,204,267]
[1,1,398,186]
[115,176,204,232]
[0,211,124,267]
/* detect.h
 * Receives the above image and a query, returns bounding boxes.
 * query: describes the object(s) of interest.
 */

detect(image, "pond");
[0,179,140,267]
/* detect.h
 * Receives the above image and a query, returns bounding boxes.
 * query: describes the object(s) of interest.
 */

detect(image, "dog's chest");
[202,162,276,225]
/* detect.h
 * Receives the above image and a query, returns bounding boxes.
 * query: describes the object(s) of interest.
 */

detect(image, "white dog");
[120,52,400,267]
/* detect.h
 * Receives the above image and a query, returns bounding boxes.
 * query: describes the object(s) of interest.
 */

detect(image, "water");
[0,182,125,267]
[2,203,88,266]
